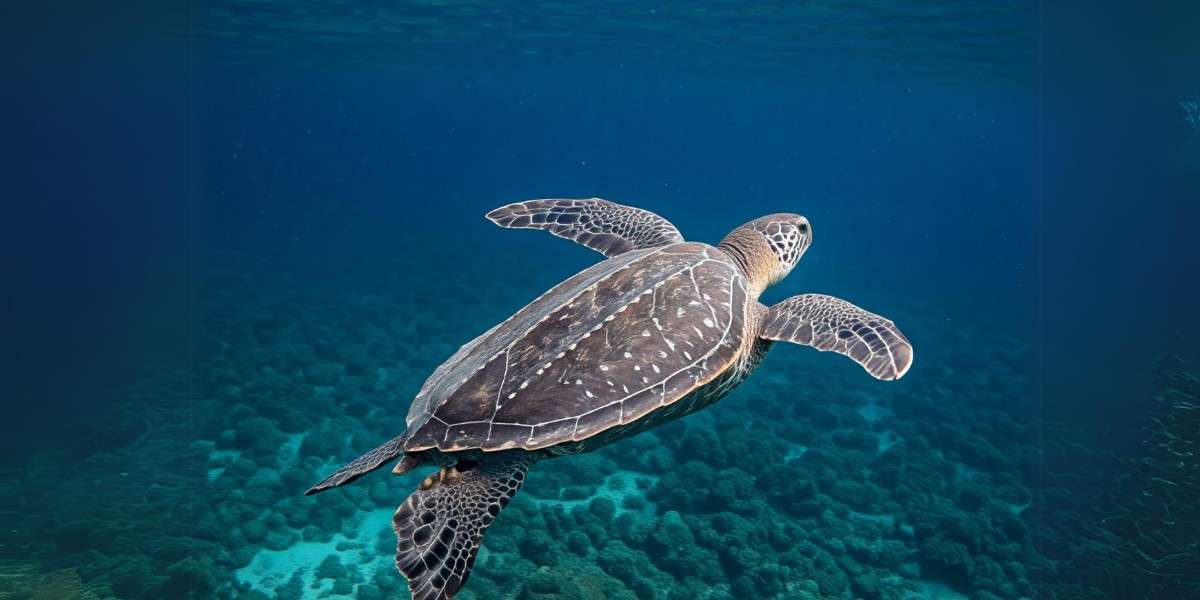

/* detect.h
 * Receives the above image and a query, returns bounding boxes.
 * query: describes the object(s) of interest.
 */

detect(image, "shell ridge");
[523,263,739,434]
[411,245,749,452]
[483,351,511,443]
[413,245,671,432]
[518,264,742,445]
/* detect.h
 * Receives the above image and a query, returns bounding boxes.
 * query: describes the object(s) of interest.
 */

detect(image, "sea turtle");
[306,199,913,599]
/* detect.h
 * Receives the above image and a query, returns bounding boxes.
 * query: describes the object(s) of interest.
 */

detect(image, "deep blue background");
[3,1,1198,462]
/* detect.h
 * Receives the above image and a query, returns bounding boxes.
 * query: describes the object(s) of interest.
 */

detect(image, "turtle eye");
[797,223,808,234]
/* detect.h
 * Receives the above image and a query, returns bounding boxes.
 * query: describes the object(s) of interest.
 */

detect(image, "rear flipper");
[393,453,532,600]
[305,433,410,495]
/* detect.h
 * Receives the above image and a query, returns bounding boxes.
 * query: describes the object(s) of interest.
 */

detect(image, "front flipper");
[762,294,913,380]
[486,198,684,258]
[393,453,532,600]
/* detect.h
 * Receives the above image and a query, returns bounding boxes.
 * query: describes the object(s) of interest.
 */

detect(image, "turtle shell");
[404,242,751,453]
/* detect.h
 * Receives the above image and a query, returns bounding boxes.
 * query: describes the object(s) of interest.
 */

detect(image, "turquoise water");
[3,2,1199,599]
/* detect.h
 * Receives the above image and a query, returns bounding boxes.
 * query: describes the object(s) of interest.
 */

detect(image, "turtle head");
[718,213,811,296]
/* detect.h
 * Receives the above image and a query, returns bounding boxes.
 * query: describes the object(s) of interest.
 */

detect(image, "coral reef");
[1183,100,1200,132]
[1032,354,1200,599]
[0,560,112,600]
[5,248,1121,599]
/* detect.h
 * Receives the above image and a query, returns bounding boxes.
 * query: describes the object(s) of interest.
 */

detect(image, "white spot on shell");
[585,390,595,398]
[599,365,609,371]
[652,364,661,373]
[633,365,641,371]
[641,330,651,337]
[575,379,583,385]
[507,392,517,399]
[624,352,633,358]
[703,318,715,328]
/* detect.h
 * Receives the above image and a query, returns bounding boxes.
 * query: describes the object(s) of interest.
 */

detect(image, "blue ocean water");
[3,1,1198,599]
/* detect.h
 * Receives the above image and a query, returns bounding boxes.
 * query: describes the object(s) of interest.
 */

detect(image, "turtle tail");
[393,453,532,600]
[305,433,410,495]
